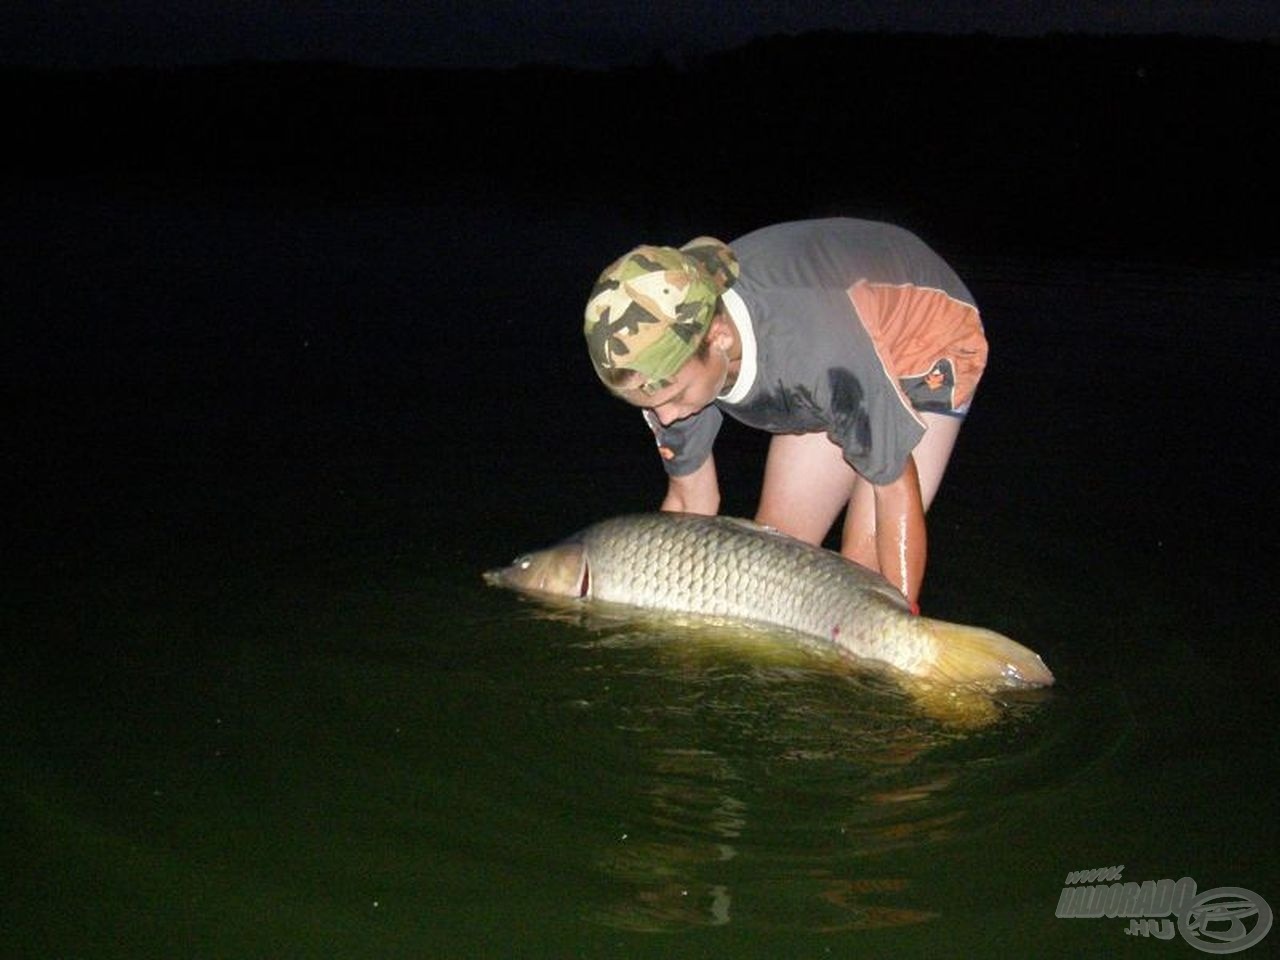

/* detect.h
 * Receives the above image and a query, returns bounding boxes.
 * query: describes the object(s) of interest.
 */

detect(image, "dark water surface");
[4,187,1277,958]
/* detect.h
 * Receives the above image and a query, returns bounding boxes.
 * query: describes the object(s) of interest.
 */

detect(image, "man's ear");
[708,314,733,351]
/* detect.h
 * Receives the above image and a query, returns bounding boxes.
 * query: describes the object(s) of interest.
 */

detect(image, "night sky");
[4,1,1278,69]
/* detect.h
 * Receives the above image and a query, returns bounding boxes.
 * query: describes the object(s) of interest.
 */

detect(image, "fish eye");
[515,555,532,570]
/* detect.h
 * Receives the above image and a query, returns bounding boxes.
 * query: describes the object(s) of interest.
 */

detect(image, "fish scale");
[577,514,930,672]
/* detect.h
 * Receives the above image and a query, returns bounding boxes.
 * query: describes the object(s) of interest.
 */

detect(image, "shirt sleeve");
[641,405,723,477]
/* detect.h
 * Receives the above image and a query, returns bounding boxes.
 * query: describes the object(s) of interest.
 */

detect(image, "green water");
[5,193,1276,957]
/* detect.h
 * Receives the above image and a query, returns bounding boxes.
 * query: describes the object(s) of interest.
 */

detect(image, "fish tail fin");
[919,618,1055,688]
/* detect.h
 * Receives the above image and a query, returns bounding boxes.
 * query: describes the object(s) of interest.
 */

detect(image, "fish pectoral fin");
[920,619,1055,689]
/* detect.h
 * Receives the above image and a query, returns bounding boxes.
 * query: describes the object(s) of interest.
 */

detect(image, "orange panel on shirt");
[847,281,988,410]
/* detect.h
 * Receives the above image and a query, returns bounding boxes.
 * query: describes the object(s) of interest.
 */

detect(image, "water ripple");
[472,602,1124,933]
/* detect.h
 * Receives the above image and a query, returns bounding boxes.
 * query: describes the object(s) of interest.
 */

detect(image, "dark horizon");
[4,2,1277,71]
[5,31,1276,263]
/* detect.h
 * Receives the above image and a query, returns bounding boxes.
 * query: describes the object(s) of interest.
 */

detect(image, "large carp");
[484,512,1053,690]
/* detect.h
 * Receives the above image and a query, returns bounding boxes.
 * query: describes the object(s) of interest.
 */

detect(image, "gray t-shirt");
[650,218,978,485]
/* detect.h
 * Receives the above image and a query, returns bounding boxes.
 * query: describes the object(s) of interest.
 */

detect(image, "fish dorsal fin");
[720,516,786,538]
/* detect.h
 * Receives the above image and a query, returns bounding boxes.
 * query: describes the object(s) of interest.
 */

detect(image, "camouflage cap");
[583,236,739,395]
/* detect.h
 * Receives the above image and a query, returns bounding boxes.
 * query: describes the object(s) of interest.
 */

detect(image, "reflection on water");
[587,741,944,934]
[492,606,1086,934]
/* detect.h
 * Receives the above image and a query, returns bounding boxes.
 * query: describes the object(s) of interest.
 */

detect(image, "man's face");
[621,342,729,426]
